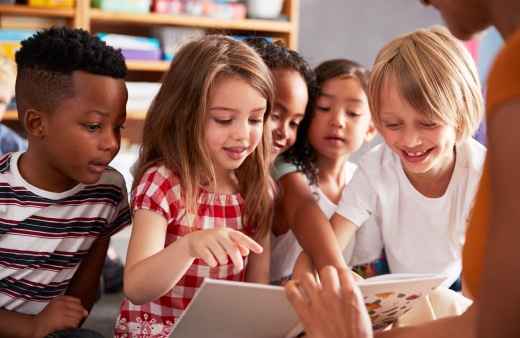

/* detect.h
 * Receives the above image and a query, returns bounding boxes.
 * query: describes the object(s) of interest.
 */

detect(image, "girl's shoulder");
[271,156,299,181]
[135,162,182,193]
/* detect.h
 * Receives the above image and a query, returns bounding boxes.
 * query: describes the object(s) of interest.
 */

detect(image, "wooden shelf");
[0,0,299,126]
[4,110,18,121]
[0,4,75,18]
[88,9,293,33]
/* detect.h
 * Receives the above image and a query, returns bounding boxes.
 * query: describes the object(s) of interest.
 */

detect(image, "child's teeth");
[406,150,426,157]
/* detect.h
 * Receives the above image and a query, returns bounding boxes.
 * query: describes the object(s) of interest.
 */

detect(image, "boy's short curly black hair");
[243,37,319,183]
[15,26,127,118]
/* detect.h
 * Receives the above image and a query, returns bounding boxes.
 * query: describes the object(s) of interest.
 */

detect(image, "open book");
[168,273,447,337]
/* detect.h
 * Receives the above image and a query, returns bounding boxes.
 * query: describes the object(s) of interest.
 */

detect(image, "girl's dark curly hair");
[15,26,127,118]
[243,37,319,183]
[292,59,368,185]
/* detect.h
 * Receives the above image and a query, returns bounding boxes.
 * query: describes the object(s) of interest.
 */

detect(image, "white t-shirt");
[270,159,357,284]
[337,138,486,287]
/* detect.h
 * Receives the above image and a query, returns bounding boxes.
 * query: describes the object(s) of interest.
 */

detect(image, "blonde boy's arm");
[244,232,270,284]
[330,212,359,253]
[278,172,346,274]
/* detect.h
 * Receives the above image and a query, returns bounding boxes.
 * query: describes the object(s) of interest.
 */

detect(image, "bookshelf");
[0,0,300,129]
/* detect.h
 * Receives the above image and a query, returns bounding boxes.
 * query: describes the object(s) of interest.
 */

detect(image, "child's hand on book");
[184,228,263,270]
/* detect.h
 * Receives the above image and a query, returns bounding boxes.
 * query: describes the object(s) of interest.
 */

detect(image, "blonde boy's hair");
[367,26,484,141]
[0,52,17,95]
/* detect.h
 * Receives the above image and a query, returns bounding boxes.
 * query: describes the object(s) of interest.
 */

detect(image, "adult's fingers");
[319,265,341,294]
[285,280,311,319]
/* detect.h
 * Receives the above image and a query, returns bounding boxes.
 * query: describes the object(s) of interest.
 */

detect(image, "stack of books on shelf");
[152,0,247,20]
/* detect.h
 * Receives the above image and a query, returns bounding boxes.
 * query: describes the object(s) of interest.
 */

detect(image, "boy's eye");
[115,124,125,132]
[420,123,438,129]
[384,122,401,129]
[271,112,280,121]
[347,111,360,117]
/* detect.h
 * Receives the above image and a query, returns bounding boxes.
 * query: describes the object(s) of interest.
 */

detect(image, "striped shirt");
[0,152,132,315]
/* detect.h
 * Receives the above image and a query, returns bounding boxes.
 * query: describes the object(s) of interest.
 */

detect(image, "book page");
[169,279,303,338]
[357,273,447,331]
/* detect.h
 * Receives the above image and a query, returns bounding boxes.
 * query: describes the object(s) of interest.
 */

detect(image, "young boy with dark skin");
[286,0,520,337]
[0,26,131,338]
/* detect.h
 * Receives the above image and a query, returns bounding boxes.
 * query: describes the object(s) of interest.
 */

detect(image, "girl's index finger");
[228,230,263,254]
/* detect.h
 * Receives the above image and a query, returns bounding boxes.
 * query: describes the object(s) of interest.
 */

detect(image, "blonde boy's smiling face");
[38,71,128,191]
[378,75,457,181]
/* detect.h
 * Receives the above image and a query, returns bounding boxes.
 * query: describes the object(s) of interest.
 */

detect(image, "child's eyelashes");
[420,123,438,129]
[85,124,101,132]
[383,122,402,129]
[214,118,263,125]
[215,118,232,125]
[289,121,300,129]
[315,106,330,112]
[249,118,264,125]
[383,121,439,129]
[84,123,125,132]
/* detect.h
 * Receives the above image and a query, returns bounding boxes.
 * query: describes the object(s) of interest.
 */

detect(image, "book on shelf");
[168,273,447,337]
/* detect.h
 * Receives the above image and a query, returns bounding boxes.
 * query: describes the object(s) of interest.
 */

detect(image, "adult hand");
[286,266,373,338]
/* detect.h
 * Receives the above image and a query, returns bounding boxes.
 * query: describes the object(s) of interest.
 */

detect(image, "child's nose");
[102,130,120,151]
[232,120,250,140]
[330,110,347,127]
[401,127,421,147]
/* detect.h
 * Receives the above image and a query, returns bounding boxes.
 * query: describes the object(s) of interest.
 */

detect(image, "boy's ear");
[24,109,45,138]
[364,121,377,143]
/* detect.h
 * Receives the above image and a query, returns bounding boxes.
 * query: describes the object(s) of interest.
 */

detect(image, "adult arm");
[279,172,346,274]
[476,101,520,337]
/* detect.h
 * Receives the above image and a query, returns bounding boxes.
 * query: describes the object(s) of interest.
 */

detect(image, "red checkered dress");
[114,163,253,337]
